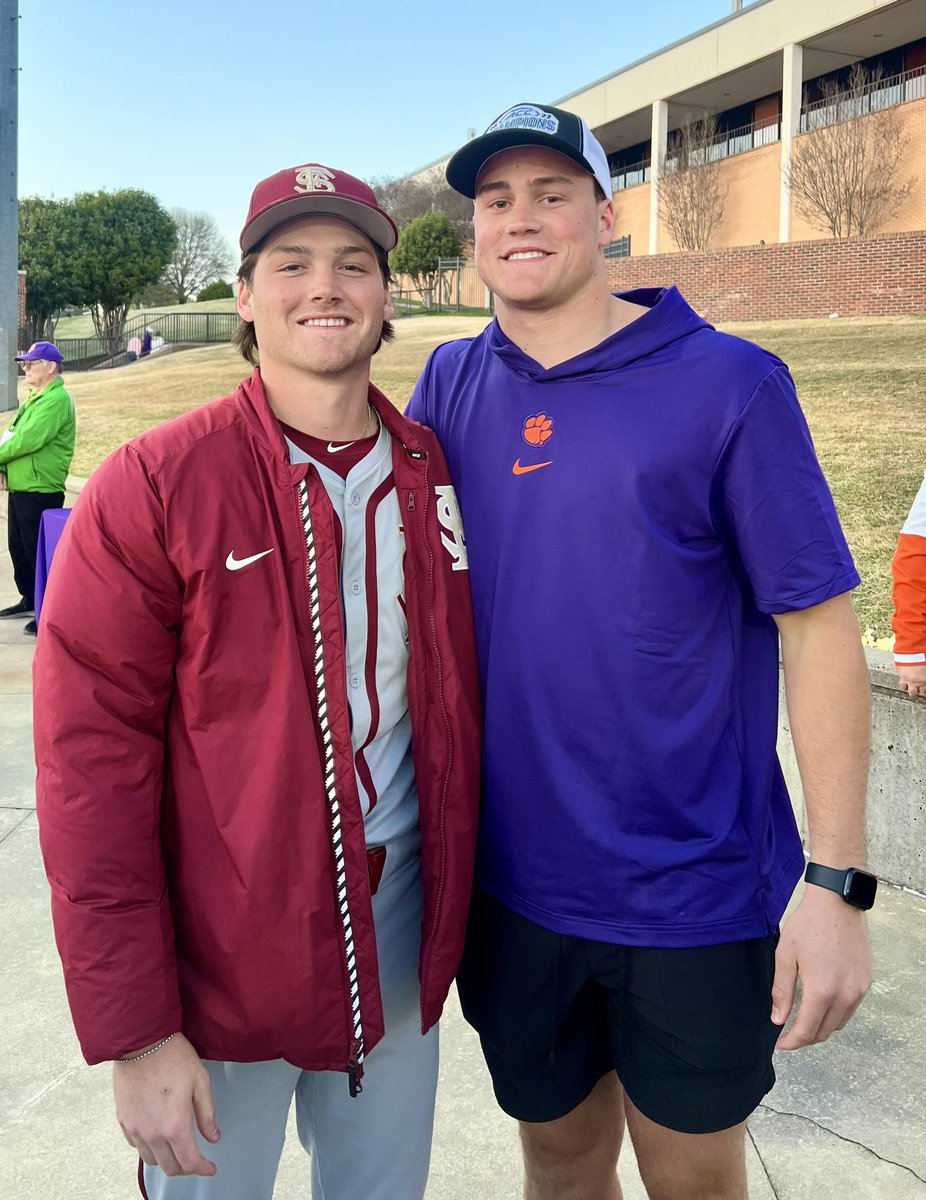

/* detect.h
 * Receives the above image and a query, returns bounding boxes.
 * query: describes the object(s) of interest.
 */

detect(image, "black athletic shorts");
[456,888,780,1135]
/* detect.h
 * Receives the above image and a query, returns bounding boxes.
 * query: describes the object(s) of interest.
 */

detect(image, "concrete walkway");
[1,502,925,1199]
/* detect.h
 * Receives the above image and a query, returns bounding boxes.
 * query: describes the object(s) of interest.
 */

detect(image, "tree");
[133,280,178,309]
[19,190,176,352]
[17,198,85,339]
[659,114,725,252]
[197,279,234,302]
[70,190,176,356]
[370,175,474,246]
[162,209,234,304]
[390,212,462,306]
[786,64,916,239]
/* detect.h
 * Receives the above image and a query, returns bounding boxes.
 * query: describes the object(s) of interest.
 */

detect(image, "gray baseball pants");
[143,835,438,1200]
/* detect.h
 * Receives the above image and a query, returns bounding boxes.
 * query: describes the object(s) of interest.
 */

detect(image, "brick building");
[407,0,926,319]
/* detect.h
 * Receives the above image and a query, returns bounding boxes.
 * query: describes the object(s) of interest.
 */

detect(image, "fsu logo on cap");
[293,166,336,194]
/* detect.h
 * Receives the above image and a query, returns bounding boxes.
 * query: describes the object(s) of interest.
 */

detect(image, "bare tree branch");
[787,64,917,238]
[659,114,726,252]
[369,175,473,245]
[162,210,234,304]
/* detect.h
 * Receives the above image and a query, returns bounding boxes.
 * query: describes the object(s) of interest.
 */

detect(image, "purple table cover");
[35,507,72,626]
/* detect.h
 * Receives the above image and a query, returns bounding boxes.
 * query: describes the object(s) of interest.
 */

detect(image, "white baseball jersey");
[286,419,417,847]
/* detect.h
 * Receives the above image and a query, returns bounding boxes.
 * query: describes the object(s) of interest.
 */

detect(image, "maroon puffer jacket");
[34,370,481,1083]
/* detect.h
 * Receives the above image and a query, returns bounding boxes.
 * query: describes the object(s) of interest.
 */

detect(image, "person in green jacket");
[1,342,76,634]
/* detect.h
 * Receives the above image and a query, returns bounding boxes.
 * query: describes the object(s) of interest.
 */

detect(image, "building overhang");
[566,0,925,154]
[407,0,925,181]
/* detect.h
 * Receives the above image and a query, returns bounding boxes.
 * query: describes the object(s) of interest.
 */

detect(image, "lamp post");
[0,0,19,413]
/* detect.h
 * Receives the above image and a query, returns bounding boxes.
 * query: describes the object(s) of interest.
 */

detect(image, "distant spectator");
[141,327,153,356]
[891,471,926,697]
[127,335,142,362]
[0,342,76,636]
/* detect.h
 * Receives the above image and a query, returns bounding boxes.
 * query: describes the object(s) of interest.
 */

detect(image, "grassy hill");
[5,311,923,640]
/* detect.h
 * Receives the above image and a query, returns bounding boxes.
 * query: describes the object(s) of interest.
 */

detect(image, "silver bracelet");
[116,1033,177,1063]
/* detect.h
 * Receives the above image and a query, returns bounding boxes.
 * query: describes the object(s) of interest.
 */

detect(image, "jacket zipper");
[407,450,454,1026]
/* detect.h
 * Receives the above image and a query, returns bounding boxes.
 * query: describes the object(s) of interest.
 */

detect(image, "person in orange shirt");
[891,471,926,697]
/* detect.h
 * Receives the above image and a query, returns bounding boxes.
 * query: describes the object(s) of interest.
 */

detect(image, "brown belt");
[367,846,387,895]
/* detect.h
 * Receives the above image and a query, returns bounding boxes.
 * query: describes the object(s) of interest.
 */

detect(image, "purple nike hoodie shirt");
[408,287,858,947]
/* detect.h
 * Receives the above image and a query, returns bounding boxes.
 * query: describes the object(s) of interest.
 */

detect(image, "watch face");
[845,869,877,910]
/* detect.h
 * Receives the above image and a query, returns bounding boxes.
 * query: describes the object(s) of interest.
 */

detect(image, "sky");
[16,0,758,267]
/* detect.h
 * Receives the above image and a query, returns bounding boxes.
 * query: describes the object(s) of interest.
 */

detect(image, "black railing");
[664,118,780,172]
[800,64,926,133]
[612,162,651,192]
[55,311,240,371]
[614,118,780,190]
[604,236,632,259]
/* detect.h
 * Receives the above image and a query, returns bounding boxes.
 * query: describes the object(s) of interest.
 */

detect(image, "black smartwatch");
[804,862,877,910]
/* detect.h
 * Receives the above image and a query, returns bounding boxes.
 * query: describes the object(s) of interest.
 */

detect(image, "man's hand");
[896,661,926,698]
[771,884,871,1050]
[113,1033,221,1177]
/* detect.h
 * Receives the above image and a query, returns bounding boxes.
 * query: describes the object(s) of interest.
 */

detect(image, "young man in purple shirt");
[407,103,875,1200]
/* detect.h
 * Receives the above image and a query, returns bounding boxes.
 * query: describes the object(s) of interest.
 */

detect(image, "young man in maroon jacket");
[33,164,480,1200]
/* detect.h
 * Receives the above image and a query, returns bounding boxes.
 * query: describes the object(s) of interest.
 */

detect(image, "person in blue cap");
[0,342,75,635]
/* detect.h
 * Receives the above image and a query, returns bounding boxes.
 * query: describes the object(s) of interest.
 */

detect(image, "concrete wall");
[706,140,782,253]
[614,183,651,258]
[779,649,926,894]
[64,476,85,507]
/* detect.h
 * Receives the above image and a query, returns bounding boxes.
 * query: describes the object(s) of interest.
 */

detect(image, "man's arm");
[771,592,872,1049]
[35,446,218,1176]
[0,388,69,464]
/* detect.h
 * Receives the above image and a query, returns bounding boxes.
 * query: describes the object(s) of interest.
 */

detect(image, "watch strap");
[804,861,876,909]
[804,862,848,895]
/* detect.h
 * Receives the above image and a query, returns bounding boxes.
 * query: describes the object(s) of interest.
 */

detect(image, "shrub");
[197,280,234,302]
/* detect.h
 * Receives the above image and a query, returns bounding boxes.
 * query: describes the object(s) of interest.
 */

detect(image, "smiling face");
[235,214,394,385]
[473,145,614,318]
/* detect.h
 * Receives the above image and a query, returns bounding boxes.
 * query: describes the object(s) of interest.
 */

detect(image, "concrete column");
[0,0,19,412]
[779,41,803,244]
[649,99,668,256]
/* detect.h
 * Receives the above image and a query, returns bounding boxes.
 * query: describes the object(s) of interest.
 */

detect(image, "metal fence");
[391,260,490,315]
[603,236,632,259]
[800,63,926,132]
[55,311,239,371]
[615,117,780,189]
[664,118,781,172]
[612,162,651,192]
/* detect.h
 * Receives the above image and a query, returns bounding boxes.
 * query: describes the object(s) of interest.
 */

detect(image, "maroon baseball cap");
[240,163,398,255]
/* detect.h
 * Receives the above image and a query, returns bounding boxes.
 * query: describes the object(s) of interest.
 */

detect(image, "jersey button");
[350,581,361,595]
[349,673,361,689]
[350,493,361,507]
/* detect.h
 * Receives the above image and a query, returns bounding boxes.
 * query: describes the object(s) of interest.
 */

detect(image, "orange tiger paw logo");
[522,413,554,446]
